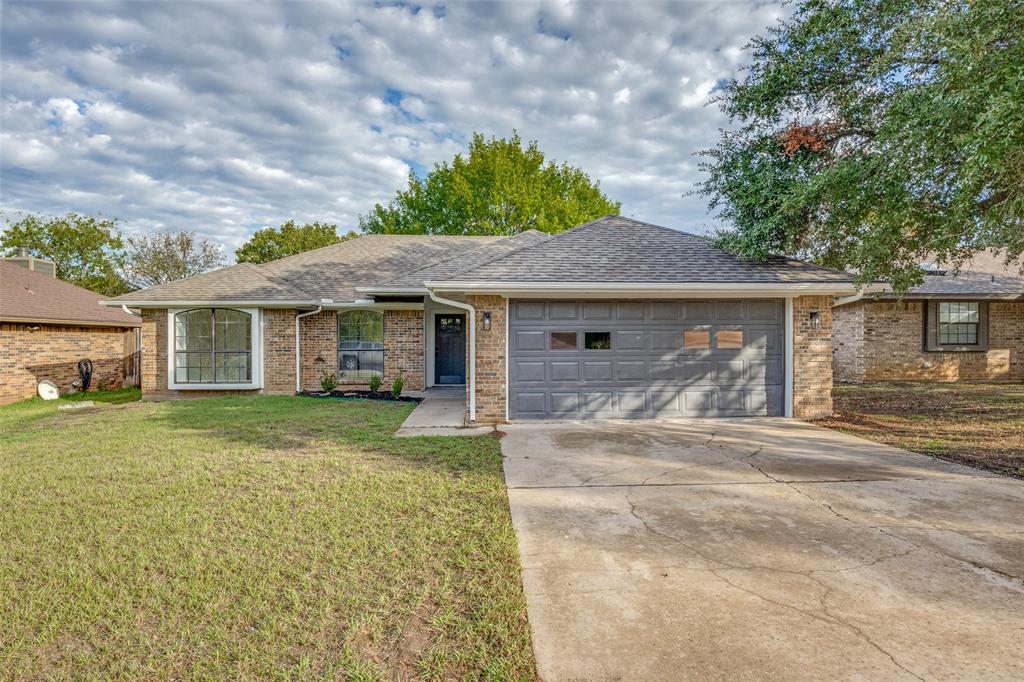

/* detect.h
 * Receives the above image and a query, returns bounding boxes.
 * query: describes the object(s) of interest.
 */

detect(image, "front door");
[435,314,466,384]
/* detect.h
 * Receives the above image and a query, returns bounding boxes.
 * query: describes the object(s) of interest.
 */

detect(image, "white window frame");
[167,307,263,390]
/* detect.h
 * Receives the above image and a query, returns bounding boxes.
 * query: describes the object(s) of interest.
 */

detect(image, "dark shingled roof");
[1,261,140,327]
[442,216,854,284]
[893,250,1024,299]
[108,216,856,305]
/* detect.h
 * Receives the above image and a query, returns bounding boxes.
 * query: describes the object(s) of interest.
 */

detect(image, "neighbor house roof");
[868,250,1024,301]
[0,261,140,327]
[435,216,854,285]
[106,216,858,307]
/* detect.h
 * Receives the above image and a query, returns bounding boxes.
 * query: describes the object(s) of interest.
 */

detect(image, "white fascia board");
[327,302,424,310]
[423,281,860,298]
[100,299,315,308]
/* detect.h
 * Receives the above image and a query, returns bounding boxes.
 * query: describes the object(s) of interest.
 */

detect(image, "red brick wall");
[298,310,338,392]
[0,322,135,405]
[792,295,834,419]
[383,309,424,391]
[834,300,1024,382]
[465,295,507,424]
[263,309,297,394]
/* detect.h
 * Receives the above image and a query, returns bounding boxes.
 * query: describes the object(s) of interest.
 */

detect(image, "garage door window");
[716,329,743,349]
[551,331,578,350]
[584,331,612,349]
[683,329,710,349]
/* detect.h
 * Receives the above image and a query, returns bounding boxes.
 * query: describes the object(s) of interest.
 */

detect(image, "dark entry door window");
[435,314,466,384]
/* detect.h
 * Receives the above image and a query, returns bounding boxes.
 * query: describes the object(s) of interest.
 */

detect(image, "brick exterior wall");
[383,309,424,391]
[833,300,1024,382]
[792,295,834,419]
[139,307,429,399]
[0,322,135,405]
[465,295,507,424]
[298,310,338,392]
[263,309,297,394]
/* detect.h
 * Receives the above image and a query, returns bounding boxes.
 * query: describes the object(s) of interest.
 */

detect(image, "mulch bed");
[300,389,423,404]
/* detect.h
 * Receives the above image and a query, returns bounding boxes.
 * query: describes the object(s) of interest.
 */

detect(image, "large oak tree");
[699,0,1023,292]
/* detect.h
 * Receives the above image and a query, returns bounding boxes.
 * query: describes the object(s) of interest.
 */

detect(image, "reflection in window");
[938,302,979,345]
[683,329,710,350]
[551,331,578,350]
[338,310,384,379]
[174,308,252,384]
[584,331,611,350]
[716,329,743,349]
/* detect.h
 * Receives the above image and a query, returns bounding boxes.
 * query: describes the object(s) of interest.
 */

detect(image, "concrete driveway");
[502,419,1024,681]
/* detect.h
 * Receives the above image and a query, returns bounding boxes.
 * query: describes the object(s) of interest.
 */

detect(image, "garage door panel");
[513,330,546,351]
[550,361,579,381]
[584,391,615,415]
[615,360,646,381]
[583,301,612,320]
[549,301,579,320]
[513,360,546,382]
[549,392,580,415]
[509,299,784,419]
[582,361,612,381]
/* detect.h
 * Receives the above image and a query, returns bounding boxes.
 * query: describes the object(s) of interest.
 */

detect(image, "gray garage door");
[508,299,784,419]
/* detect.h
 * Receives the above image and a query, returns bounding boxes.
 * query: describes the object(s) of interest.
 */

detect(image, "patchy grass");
[0,396,534,680]
[819,382,1024,478]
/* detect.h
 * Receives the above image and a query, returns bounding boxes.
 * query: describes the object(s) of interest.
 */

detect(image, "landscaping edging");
[299,389,422,404]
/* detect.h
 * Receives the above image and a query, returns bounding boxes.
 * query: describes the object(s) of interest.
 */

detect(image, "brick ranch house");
[1,259,140,405]
[102,216,864,422]
[833,251,1024,382]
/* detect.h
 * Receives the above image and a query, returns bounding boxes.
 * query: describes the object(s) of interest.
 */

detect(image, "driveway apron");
[502,419,1024,681]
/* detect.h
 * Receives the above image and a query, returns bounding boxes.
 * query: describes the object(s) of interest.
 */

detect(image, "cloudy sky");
[1,1,788,258]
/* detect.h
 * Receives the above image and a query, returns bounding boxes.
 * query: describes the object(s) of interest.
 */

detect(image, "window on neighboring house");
[926,301,988,351]
[338,310,384,379]
[173,308,253,384]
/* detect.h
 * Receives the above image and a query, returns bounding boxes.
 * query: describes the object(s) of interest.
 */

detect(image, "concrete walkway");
[503,419,1024,681]
[395,387,493,436]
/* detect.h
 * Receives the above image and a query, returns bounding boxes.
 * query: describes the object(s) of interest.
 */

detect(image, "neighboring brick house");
[833,251,1024,382]
[0,260,140,405]
[103,216,862,422]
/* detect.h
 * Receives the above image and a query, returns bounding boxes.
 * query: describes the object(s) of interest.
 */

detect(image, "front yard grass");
[819,382,1024,478]
[0,395,534,680]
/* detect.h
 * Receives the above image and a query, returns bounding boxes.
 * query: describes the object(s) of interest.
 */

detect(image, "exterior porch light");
[808,311,822,329]
[482,311,492,331]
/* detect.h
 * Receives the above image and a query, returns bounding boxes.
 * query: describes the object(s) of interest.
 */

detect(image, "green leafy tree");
[235,221,356,264]
[698,0,1023,292]
[123,232,224,290]
[359,132,621,235]
[0,212,129,295]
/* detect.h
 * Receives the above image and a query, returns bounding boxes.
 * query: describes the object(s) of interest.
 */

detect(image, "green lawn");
[0,394,534,680]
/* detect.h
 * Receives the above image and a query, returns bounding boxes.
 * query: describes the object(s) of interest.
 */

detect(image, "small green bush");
[320,371,338,392]
[391,372,405,397]
[368,374,383,393]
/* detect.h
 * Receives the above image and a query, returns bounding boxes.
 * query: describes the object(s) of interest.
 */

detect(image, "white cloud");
[0,0,790,257]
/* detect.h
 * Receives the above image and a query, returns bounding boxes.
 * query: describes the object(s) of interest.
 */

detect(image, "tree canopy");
[0,213,129,296]
[698,0,1023,292]
[359,132,621,236]
[123,232,224,290]
[235,221,356,264]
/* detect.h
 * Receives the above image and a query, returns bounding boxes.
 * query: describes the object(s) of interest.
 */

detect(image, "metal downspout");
[295,306,322,394]
[427,291,476,423]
